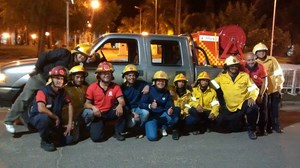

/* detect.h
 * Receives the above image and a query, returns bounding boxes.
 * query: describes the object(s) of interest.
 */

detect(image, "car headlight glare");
[0,72,6,83]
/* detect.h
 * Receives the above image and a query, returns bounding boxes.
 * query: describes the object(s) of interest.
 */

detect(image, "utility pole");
[270,0,277,56]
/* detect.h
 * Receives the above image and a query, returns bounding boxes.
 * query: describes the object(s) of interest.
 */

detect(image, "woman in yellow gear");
[168,73,192,139]
[186,71,220,134]
[253,42,284,133]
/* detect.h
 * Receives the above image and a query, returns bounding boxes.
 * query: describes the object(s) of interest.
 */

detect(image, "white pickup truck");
[0,33,222,107]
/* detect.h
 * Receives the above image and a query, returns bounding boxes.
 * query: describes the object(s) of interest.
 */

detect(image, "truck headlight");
[0,72,6,83]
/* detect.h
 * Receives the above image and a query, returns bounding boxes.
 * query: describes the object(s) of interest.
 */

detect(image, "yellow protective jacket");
[211,72,259,112]
[257,56,284,94]
[61,83,88,125]
[188,86,220,117]
[168,85,192,118]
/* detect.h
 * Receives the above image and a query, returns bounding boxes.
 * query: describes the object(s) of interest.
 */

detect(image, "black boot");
[40,138,56,152]
[172,129,179,140]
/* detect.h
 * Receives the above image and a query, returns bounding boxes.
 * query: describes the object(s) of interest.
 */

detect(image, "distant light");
[91,0,100,9]
[31,34,37,39]
[2,32,10,39]
[141,32,149,36]
[45,32,50,36]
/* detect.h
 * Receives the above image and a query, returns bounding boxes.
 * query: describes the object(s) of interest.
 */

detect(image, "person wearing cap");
[82,61,127,142]
[253,42,284,133]
[139,70,180,141]
[29,66,73,152]
[185,71,220,134]
[211,56,259,140]
[4,43,91,134]
[241,52,268,136]
[121,64,150,138]
[61,65,89,143]
[168,73,191,140]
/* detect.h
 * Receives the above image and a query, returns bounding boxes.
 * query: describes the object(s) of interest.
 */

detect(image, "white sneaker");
[4,124,16,133]
[161,129,168,137]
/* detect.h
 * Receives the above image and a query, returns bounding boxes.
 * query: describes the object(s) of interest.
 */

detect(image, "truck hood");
[0,58,37,69]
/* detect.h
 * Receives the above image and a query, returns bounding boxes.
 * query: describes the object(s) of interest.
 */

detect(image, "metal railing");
[281,64,300,95]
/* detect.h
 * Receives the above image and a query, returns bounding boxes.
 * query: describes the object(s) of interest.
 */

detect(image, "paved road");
[1,102,300,168]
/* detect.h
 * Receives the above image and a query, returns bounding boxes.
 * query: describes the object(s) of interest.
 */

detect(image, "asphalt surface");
[1,102,300,168]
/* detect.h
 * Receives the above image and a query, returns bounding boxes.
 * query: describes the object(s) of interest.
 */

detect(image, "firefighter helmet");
[224,55,240,66]
[49,66,68,78]
[95,61,114,73]
[69,65,88,77]
[122,64,139,78]
[197,71,211,80]
[153,70,168,80]
[71,43,91,57]
[253,42,268,54]
[173,73,187,83]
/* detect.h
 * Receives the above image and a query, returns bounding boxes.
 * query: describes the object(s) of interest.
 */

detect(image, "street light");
[66,0,74,49]
[134,6,142,33]
[90,0,100,28]
[154,0,158,34]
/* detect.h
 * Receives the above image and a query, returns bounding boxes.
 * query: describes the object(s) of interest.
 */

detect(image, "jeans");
[82,108,126,142]
[5,74,46,124]
[127,107,149,128]
[29,113,74,145]
[145,108,180,141]
[267,92,281,130]
[183,108,212,132]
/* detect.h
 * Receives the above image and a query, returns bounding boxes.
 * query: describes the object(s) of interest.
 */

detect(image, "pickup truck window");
[150,40,182,66]
[93,39,138,65]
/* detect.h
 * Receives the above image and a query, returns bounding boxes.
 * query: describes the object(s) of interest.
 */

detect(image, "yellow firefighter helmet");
[69,65,88,77]
[71,43,91,57]
[122,64,139,78]
[173,73,187,83]
[253,42,268,54]
[197,71,211,80]
[153,70,168,80]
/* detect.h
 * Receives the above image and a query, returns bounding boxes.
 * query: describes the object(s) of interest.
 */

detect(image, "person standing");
[82,61,127,142]
[241,52,268,136]
[4,43,91,133]
[140,70,180,141]
[253,42,285,133]
[211,56,259,140]
[29,66,73,152]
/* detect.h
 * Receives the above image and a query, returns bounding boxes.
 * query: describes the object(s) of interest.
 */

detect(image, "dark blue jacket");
[139,85,174,114]
[121,80,148,109]
[30,85,67,119]
[35,48,75,80]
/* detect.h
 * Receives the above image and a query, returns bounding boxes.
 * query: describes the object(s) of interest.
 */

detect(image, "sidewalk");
[1,102,300,168]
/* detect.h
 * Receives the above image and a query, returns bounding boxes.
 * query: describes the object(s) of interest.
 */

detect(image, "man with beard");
[211,56,259,140]
[82,61,127,142]
[241,52,268,136]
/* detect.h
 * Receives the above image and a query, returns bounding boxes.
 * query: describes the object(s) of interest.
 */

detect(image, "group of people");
[3,42,284,152]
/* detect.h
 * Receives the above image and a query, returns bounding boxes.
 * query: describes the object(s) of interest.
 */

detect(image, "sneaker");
[136,134,144,139]
[274,128,283,133]
[192,130,200,135]
[40,140,56,152]
[248,131,257,140]
[172,130,179,140]
[113,132,125,141]
[161,129,168,137]
[4,123,16,133]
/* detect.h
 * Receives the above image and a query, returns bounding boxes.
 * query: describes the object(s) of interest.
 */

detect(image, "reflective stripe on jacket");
[211,72,259,112]
[257,56,284,94]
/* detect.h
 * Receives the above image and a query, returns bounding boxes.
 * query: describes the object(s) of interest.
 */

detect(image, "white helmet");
[224,55,240,66]
[253,43,268,54]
